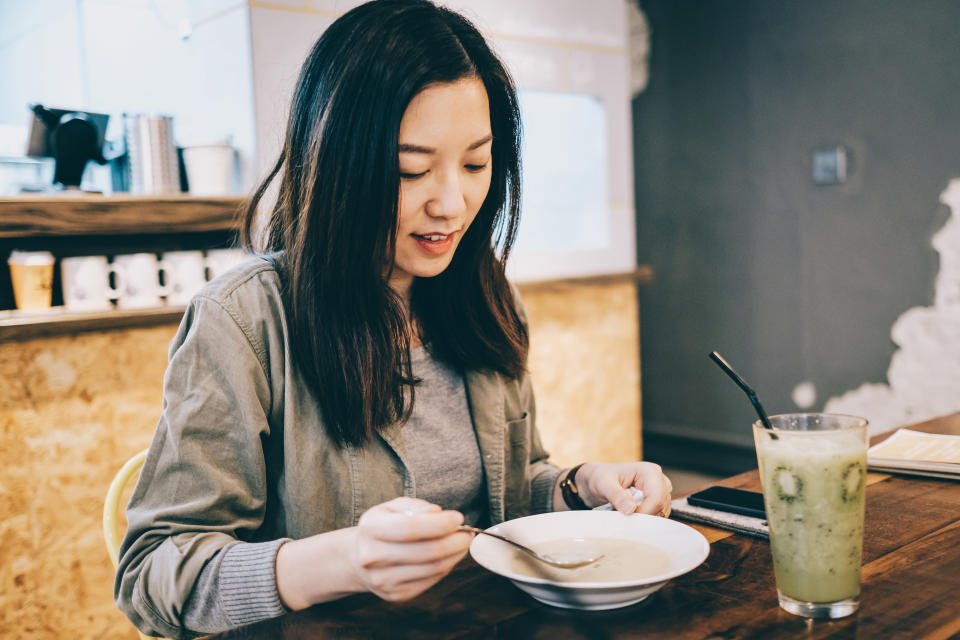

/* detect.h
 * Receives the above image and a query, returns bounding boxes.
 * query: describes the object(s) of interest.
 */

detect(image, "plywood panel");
[0,326,176,640]
[520,280,642,467]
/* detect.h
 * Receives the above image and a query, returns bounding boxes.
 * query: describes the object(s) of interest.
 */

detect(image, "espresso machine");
[27,104,111,190]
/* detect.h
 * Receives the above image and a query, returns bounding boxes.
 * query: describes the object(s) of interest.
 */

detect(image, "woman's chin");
[400,257,456,280]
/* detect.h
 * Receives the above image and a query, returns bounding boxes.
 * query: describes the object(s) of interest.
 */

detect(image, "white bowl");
[469,511,710,610]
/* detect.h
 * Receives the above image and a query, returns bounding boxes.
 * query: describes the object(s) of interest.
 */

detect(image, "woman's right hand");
[350,497,472,602]
[276,497,471,609]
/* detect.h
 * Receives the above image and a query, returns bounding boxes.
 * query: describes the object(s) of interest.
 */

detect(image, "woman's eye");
[465,162,489,172]
[400,170,428,180]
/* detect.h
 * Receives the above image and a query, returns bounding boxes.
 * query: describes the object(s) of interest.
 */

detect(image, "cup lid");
[8,250,55,265]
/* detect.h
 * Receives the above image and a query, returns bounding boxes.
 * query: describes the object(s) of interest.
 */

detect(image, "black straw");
[709,351,776,437]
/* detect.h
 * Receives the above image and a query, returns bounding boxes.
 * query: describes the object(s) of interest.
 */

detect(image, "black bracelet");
[559,463,590,510]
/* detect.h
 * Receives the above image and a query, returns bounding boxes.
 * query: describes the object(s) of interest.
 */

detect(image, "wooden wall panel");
[0,326,175,640]
[521,280,642,467]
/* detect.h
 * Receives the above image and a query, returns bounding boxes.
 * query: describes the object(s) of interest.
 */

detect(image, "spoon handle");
[457,525,547,562]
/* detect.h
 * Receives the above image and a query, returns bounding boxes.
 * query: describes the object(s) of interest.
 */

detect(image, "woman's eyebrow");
[398,134,493,154]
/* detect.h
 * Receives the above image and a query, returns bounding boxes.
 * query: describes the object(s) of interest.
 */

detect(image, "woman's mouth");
[412,232,456,255]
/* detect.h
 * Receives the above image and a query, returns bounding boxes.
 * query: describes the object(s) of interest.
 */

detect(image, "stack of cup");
[123,114,181,195]
[57,248,248,312]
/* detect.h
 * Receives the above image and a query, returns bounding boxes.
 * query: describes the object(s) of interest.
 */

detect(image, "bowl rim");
[469,511,711,589]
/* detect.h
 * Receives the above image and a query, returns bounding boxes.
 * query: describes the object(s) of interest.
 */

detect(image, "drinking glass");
[753,413,868,619]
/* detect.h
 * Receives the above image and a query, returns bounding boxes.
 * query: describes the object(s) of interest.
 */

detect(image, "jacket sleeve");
[114,296,289,638]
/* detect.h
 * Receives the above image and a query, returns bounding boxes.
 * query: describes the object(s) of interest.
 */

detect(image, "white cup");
[183,144,235,196]
[61,256,123,311]
[161,250,207,306]
[205,248,246,282]
[112,253,172,309]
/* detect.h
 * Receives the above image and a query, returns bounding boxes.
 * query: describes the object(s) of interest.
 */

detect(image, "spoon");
[458,525,603,569]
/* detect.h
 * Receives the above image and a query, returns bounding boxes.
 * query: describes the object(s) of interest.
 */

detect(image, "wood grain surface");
[0,306,186,342]
[0,195,243,237]
[210,413,960,640]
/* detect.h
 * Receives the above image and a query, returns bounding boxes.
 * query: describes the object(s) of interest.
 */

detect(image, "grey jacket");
[114,255,561,638]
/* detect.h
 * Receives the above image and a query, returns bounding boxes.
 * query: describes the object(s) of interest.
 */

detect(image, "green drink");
[753,413,868,619]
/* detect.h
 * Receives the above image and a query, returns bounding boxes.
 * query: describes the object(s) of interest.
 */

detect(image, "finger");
[591,470,641,514]
[633,465,669,515]
[375,569,452,602]
[362,508,464,542]
[380,497,442,516]
[610,486,641,514]
[359,531,472,569]
[659,476,674,517]
[364,545,467,594]
[394,546,466,585]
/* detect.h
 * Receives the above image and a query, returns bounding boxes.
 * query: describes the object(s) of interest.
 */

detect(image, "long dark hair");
[240,0,527,447]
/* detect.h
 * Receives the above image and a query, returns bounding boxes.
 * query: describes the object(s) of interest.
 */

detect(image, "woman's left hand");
[574,462,673,517]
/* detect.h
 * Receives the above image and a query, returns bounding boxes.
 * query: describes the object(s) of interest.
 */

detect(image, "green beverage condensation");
[753,415,868,615]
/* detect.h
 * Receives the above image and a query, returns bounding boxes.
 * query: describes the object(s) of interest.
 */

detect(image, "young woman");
[115,1,672,637]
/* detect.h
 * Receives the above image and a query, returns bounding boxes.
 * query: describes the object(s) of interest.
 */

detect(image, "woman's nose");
[426,171,467,219]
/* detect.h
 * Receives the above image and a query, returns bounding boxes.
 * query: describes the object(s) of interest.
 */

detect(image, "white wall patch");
[825,179,960,433]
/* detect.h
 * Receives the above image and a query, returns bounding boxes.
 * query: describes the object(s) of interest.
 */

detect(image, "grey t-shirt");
[403,346,488,527]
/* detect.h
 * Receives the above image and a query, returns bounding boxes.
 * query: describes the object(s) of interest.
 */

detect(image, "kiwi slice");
[773,465,804,503]
[841,462,865,502]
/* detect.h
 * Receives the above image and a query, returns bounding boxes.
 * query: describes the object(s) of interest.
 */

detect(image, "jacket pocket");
[504,412,531,520]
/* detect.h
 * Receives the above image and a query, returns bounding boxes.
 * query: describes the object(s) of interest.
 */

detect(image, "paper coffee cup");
[8,250,55,310]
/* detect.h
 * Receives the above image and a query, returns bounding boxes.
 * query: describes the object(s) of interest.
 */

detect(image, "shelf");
[0,306,186,342]
[515,266,654,292]
[0,195,654,342]
[0,194,244,238]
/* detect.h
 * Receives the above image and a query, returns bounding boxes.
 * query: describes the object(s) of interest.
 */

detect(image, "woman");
[115,1,672,637]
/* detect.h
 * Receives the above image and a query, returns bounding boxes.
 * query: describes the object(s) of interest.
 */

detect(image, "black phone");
[686,486,766,519]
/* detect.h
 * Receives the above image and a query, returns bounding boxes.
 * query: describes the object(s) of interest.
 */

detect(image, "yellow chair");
[103,449,158,640]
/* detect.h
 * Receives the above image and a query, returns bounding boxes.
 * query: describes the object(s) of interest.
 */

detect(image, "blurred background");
[1,1,959,638]
[634,0,960,474]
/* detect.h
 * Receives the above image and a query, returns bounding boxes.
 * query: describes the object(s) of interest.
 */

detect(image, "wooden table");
[211,414,960,639]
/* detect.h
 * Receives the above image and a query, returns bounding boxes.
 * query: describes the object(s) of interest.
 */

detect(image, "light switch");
[812,147,847,185]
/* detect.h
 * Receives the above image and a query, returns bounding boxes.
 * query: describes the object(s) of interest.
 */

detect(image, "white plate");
[469,511,710,610]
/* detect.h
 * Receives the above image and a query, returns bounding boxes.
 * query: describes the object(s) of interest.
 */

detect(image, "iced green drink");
[753,413,868,619]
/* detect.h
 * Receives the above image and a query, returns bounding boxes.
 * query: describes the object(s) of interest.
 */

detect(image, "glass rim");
[752,412,868,433]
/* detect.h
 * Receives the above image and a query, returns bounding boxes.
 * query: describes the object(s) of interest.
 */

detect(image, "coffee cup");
[61,255,124,311]
[161,250,207,306]
[7,250,55,311]
[204,248,246,282]
[112,253,172,309]
[183,144,235,196]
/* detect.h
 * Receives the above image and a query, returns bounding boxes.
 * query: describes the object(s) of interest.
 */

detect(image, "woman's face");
[391,77,493,296]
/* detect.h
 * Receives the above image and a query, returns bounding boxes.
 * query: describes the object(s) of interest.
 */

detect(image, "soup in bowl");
[468,511,710,610]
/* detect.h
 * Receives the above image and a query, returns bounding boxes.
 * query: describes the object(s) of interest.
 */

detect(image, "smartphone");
[686,486,766,519]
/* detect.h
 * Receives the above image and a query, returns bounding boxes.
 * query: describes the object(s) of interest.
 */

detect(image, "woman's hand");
[275,497,471,610]
[562,462,673,517]
[349,497,472,602]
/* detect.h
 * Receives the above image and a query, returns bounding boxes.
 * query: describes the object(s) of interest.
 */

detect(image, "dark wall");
[633,0,960,469]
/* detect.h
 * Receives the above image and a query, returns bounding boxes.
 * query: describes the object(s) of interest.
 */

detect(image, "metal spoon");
[458,525,603,569]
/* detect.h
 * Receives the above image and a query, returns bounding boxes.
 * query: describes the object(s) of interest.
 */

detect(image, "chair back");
[103,449,158,640]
